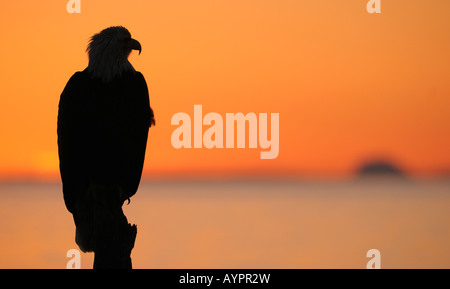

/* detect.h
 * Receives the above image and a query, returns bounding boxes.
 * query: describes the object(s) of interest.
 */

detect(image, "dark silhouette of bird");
[57,26,155,268]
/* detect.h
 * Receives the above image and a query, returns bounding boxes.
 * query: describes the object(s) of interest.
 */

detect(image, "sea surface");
[0,179,449,269]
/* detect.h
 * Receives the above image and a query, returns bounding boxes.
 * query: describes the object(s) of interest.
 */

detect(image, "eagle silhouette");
[57,26,155,268]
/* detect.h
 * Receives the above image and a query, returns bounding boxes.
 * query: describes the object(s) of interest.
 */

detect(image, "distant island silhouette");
[356,160,406,178]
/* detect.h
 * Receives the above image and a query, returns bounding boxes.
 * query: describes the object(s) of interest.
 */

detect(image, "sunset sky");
[0,0,449,181]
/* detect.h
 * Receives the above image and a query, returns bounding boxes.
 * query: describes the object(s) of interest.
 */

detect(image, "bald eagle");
[57,26,155,268]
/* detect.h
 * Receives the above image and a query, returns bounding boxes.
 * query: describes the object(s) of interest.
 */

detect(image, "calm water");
[0,179,449,269]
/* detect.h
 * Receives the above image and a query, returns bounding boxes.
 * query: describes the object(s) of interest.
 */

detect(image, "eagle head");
[86,26,142,83]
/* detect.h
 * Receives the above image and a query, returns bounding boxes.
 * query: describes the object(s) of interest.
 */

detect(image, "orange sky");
[0,0,449,180]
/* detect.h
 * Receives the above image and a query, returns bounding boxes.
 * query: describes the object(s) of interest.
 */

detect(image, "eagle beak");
[128,38,142,55]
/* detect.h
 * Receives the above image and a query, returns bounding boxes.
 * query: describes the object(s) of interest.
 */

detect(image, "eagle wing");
[57,71,154,213]
[119,72,154,200]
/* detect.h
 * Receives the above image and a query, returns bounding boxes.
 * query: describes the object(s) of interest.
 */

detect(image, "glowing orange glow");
[0,1,449,180]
